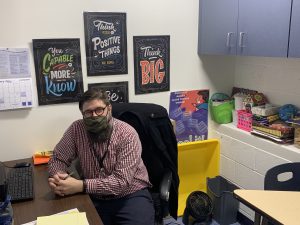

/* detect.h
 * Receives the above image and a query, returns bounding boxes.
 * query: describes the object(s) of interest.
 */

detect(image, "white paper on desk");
[21,208,81,225]
[37,212,89,225]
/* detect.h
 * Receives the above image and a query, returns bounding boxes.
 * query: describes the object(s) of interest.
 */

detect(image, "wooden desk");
[7,158,103,225]
[234,189,300,225]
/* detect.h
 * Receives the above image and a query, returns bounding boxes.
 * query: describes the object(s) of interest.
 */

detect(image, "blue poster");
[169,90,209,143]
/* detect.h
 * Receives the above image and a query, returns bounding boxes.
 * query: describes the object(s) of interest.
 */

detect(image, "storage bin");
[237,110,252,131]
[207,176,239,225]
[178,139,220,216]
[209,93,234,124]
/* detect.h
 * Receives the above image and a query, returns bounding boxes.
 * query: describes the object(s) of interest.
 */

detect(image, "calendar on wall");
[0,78,33,110]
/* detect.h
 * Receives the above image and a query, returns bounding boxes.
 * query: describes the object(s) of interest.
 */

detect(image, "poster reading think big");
[133,36,170,94]
[33,39,84,105]
[84,12,128,76]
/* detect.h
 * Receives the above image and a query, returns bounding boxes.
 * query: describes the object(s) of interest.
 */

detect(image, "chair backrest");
[264,162,300,191]
[112,102,179,221]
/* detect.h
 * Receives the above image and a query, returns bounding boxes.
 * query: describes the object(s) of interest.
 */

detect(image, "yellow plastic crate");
[178,139,220,216]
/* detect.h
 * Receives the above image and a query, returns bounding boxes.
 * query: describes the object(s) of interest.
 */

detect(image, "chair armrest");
[67,158,83,180]
[159,169,172,202]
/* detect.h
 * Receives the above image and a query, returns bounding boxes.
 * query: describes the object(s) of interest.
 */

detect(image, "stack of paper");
[36,212,89,225]
[23,208,89,225]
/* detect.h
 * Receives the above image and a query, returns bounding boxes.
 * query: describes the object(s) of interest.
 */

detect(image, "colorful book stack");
[249,104,294,143]
[33,150,53,165]
[252,115,294,144]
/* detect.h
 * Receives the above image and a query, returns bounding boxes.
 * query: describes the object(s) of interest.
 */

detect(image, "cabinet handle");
[226,32,234,47]
[239,32,245,48]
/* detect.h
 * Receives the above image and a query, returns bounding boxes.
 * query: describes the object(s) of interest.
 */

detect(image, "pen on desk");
[63,171,74,180]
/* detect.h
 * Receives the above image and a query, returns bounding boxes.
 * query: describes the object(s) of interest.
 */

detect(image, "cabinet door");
[198,0,238,55]
[237,0,291,57]
[289,0,300,57]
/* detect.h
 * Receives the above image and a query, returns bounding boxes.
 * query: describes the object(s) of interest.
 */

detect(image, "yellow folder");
[36,212,89,225]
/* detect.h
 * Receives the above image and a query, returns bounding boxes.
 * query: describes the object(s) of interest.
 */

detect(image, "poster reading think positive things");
[84,12,128,76]
[32,39,84,105]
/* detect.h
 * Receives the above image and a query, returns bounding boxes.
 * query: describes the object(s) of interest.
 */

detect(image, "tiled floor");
[163,217,243,225]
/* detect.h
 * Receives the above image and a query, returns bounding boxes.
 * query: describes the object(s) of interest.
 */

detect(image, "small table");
[7,158,103,225]
[234,189,300,225]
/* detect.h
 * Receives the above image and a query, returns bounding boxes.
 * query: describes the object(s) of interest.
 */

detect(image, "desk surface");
[7,158,103,225]
[234,189,300,225]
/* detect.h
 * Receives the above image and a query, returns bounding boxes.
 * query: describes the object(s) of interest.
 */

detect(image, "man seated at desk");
[48,89,155,225]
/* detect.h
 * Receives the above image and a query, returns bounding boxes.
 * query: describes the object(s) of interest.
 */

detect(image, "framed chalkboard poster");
[32,39,84,105]
[84,12,128,76]
[88,81,129,103]
[133,35,170,95]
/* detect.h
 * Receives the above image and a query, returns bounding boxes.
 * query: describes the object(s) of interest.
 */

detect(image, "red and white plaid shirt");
[48,118,151,199]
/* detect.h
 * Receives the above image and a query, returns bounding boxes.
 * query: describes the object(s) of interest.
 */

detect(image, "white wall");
[234,56,300,109]
[0,0,235,161]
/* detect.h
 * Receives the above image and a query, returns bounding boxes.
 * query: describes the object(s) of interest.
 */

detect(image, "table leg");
[254,213,262,225]
[261,217,269,225]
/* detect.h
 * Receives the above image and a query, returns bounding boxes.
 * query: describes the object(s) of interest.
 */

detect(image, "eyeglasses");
[82,105,108,118]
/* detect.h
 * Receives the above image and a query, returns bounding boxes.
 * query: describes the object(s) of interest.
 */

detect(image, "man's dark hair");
[79,88,110,111]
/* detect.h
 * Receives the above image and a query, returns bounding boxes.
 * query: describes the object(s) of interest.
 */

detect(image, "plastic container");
[209,100,234,124]
[178,139,220,216]
[209,93,234,124]
[232,110,237,126]
[251,104,279,116]
[207,176,239,225]
[237,110,252,132]
[233,93,246,111]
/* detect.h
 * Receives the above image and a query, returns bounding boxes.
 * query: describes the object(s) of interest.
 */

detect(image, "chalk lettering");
[140,59,165,85]
[44,76,76,96]
[50,70,71,79]
[97,46,120,58]
[48,47,63,56]
[106,91,119,102]
[93,20,117,33]
[140,46,163,58]
[92,36,121,50]
[42,53,73,75]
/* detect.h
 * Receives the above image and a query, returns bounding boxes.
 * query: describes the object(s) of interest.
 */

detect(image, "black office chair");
[112,102,179,225]
[261,162,300,225]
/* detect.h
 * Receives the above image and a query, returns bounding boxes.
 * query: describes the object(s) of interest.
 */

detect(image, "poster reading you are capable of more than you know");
[84,12,128,76]
[32,39,84,105]
[133,36,170,94]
